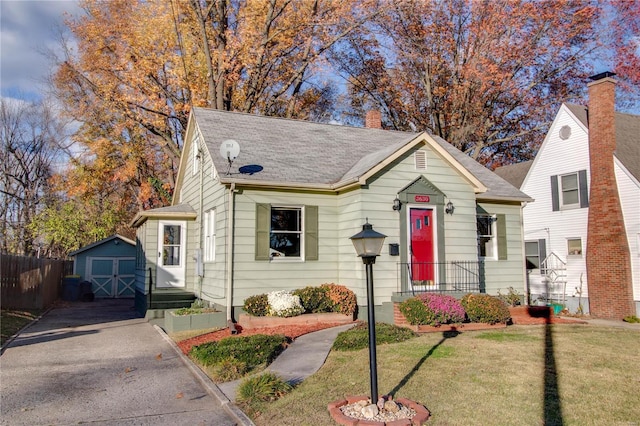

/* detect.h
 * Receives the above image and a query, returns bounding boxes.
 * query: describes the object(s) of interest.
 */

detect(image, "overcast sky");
[1,0,82,102]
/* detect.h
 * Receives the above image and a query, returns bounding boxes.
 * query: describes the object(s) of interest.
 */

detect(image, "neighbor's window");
[560,172,580,207]
[204,209,215,262]
[477,214,497,259]
[525,241,541,269]
[568,238,582,256]
[270,207,302,258]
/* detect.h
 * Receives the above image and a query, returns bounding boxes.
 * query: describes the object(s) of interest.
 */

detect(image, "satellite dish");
[220,139,240,162]
[239,164,263,175]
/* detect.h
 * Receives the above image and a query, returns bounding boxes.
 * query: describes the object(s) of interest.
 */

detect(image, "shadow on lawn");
[387,329,460,398]
[543,313,563,426]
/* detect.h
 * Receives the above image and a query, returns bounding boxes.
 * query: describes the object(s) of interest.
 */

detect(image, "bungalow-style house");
[131,109,532,323]
[495,73,640,319]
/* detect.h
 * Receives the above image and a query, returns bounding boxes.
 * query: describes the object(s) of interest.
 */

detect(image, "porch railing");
[396,261,483,296]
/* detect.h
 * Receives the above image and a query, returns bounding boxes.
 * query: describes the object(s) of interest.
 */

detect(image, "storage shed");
[69,235,136,298]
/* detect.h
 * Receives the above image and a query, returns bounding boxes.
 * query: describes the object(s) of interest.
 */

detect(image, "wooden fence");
[1,254,73,310]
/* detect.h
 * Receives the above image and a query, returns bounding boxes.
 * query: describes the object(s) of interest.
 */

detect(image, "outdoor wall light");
[350,219,386,404]
[392,197,402,211]
[445,201,455,215]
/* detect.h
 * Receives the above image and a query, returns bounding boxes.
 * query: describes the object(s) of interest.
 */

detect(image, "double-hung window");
[551,170,588,211]
[255,204,318,261]
[270,207,302,258]
[204,209,215,262]
[477,214,497,259]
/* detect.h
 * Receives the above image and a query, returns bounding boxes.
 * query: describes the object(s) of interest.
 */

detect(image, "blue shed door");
[88,257,135,298]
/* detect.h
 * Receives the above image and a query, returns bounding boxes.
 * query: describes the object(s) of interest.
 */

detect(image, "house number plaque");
[414,195,430,203]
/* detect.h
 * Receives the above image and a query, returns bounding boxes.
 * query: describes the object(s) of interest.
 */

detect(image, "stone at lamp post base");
[328,395,430,426]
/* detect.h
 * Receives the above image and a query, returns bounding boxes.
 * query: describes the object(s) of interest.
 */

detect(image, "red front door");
[410,208,435,283]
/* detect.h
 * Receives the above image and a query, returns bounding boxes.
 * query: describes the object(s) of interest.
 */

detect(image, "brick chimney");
[585,72,635,319]
[365,110,382,129]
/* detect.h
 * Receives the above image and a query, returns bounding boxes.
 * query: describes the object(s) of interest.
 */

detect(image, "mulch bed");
[176,322,348,354]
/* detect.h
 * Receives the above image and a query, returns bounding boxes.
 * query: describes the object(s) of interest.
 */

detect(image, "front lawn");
[1,309,41,346]
[247,324,640,425]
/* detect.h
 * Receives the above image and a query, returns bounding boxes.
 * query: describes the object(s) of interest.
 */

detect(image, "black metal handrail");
[396,261,482,295]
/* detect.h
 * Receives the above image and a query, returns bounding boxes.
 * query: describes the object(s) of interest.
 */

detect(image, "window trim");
[477,214,498,260]
[204,209,216,262]
[269,205,304,261]
[567,238,583,257]
[560,172,580,209]
[255,204,318,261]
[551,170,589,211]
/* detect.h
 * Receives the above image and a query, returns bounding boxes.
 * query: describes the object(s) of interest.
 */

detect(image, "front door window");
[162,225,181,266]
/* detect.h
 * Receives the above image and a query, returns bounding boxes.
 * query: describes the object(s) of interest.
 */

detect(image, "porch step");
[148,290,196,310]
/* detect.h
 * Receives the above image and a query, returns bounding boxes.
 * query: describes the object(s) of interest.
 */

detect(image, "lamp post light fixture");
[350,219,386,404]
[392,197,402,211]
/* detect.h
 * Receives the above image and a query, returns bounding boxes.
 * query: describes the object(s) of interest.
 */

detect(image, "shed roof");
[69,234,135,256]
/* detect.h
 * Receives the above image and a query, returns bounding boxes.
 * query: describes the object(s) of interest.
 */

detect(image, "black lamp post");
[350,219,386,404]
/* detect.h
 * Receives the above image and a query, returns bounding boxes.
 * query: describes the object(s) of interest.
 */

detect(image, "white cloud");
[1,0,82,102]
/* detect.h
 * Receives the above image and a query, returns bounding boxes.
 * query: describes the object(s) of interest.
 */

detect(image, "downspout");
[198,148,204,301]
[226,183,237,333]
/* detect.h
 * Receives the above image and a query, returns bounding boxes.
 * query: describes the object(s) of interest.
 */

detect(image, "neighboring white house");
[132,109,532,323]
[495,76,640,317]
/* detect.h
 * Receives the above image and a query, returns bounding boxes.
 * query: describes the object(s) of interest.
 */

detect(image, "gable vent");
[415,151,427,170]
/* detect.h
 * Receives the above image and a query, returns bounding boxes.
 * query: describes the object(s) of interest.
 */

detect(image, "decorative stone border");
[238,312,356,329]
[328,395,430,426]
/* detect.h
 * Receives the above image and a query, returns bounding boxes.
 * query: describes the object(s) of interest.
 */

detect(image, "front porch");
[394,260,484,299]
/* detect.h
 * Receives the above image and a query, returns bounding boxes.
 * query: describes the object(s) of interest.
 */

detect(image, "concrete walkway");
[216,323,356,401]
[0,299,243,426]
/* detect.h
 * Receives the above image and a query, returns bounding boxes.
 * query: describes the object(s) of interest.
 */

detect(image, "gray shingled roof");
[566,103,640,182]
[193,108,531,201]
[493,160,533,189]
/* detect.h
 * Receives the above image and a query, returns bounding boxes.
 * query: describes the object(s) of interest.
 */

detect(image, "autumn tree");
[331,0,604,166]
[51,0,381,223]
[0,98,65,255]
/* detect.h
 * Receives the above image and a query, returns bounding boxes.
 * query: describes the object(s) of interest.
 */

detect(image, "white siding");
[616,159,640,302]
[521,106,591,302]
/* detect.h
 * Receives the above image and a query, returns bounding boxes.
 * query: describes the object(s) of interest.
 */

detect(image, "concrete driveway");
[1,299,240,425]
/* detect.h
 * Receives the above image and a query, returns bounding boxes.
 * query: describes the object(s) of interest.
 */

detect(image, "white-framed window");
[270,206,303,259]
[477,214,497,259]
[204,209,216,262]
[567,238,582,256]
[552,170,588,211]
[192,133,200,176]
[560,172,579,207]
[525,241,541,269]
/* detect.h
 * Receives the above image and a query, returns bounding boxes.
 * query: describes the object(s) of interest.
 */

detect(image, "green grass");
[1,309,41,346]
[332,322,417,351]
[248,324,640,426]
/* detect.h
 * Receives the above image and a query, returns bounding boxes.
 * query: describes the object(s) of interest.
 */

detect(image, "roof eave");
[130,211,198,228]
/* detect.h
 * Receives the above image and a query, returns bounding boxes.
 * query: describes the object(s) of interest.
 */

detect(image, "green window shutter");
[255,203,271,260]
[305,205,319,261]
[497,214,507,260]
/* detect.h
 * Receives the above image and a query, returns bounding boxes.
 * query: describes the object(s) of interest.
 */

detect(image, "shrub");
[189,334,289,368]
[237,372,292,404]
[243,294,269,317]
[293,286,333,313]
[498,287,523,307]
[623,315,640,323]
[267,290,305,317]
[332,322,417,351]
[461,293,511,325]
[398,293,465,326]
[209,358,249,382]
[321,283,357,316]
